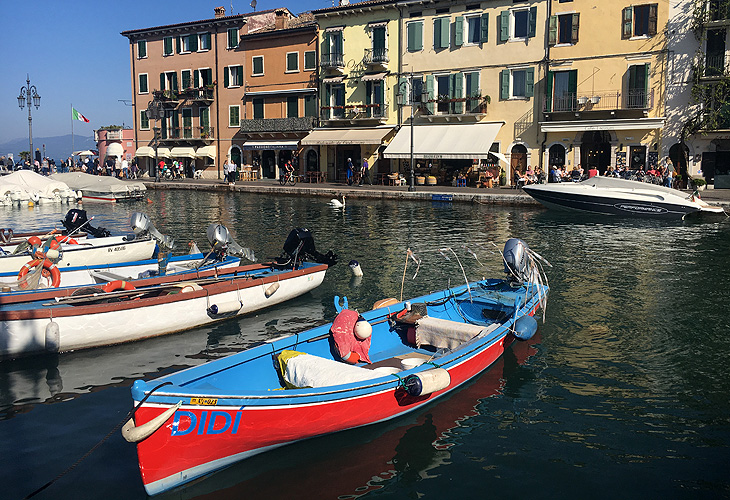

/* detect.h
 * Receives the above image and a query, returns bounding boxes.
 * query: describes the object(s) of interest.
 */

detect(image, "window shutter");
[643,63,650,97]
[377,80,384,106]
[325,84,331,109]
[622,7,632,39]
[546,70,553,112]
[548,15,557,46]
[481,13,489,43]
[500,69,510,100]
[454,16,464,47]
[237,66,243,86]
[453,72,464,113]
[204,33,211,49]
[407,23,415,51]
[181,71,190,89]
[499,11,509,42]
[525,68,534,98]
[426,74,435,113]
[193,70,199,87]
[528,7,537,38]
[414,22,423,51]
[176,36,181,54]
[373,27,386,51]
[366,81,372,107]
[571,13,580,43]
[224,68,229,88]
[434,19,443,49]
[568,69,578,95]
[398,76,408,104]
[160,72,165,91]
[334,32,343,54]
[648,4,658,36]
[171,72,178,91]
[190,34,198,52]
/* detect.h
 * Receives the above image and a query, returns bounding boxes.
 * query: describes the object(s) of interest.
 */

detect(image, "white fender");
[403,368,450,396]
[265,281,280,298]
[122,401,183,443]
[208,300,242,315]
[45,321,60,353]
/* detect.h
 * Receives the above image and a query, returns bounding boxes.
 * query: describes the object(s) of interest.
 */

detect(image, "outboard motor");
[130,212,175,250]
[277,227,337,268]
[503,238,533,284]
[206,224,256,262]
[61,209,111,238]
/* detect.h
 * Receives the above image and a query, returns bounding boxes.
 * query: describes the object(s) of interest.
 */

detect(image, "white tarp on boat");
[51,172,146,200]
[0,171,76,200]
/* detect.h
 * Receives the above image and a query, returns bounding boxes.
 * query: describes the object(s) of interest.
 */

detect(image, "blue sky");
[0,0,330,143]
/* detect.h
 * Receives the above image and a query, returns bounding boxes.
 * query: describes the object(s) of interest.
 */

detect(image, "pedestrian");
[225,157,235,185]
[157,159,165,181]
[346,157,354,185]
[665,157,675,188]
[358,157,371,186]
[121,157,129,179]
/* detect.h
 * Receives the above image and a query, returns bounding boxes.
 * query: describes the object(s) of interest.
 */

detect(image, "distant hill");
[0,135,96,162]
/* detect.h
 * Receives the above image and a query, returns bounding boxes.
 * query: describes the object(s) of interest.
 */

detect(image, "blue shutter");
[481,13,489,43]
[454,16,464,47]
[499,11,509,42]
[500,69,510,100]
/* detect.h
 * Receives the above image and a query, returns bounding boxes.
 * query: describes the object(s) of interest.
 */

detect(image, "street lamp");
[396,74,429,192]
[17,75,41,165]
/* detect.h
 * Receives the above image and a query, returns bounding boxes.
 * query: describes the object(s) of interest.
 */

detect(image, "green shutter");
[525,68,534,98]
[500,69,510,100]
[305,94,317,117]
[398,76,407,104]
[648,4,658,36]
[454,16,464,47]
[203,33,211,49]
[415,22,423,51]
[572,13,580,43]
[237,66,243,86]
[434,19,442,49]
[190,34,198,52]
[334,32,343,54]
[622,7,632,39]
[546,70,553,112]
[548,15,557,46]
[224,68,229,88]
[171,72,178,91]
[176,36,181,54]
[377,80,384,106]
[366,81,372,107]
[181,71,190,89]
[499,11,509,42]
[373,27,386,51]
[164,37,172,55]
[528,7,537,38]
[481,13,489,43]
[325,84,331,110]
[426,74,435,113]
[453,73,464,113]
[468,71,480,111]
[568,69,578,95]
[407,23,415,51]
[441,18,450,48]
[194,70,199,87]
[160,72,165,91]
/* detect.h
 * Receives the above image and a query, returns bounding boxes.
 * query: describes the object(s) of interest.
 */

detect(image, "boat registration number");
[108,245,126,252]
[190,397,218,406]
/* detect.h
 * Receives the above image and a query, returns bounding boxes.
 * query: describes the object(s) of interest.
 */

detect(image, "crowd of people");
[545,157,677,187]
[0,154,139,179]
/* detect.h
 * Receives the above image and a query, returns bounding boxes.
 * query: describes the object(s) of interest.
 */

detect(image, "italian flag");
[72,108,89,123]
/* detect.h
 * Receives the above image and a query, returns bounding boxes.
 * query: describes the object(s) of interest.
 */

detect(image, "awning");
[243,140,299,150]
[195,145,216,159]
[156,147,171,158]
[135,146,155,158]
[539,117,665,133]
[382,122,504,159]
[170,147,197,158]
[300,127,395,146]
[106,143,124,157]
[361,72,387,81]
[322,76,344,84]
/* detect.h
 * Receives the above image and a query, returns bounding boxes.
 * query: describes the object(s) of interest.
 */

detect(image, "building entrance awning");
[170,147,197,158]
[539,117,665,133]
[300,127,395,146]
[382,122,504,159]
[135,146,155,158]
[195,146,216,159]
[242,140,299,150]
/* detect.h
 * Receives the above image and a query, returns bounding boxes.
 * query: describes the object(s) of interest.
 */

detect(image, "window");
[706,29,726,76]
[287,96,298,118]
[140,110,150,130]
[199,32,211,51]
[225,65,243,87]
[499,7,537,42]
[181,70,191,89]
[546,70,577,111]
[437,74,450,113]
[324,30,344,66]
[499,67,534,99]
[371,25,387,62]
[465,71,481,112]
[627,64,650,108]
[622,4,658,39]
[137,40,147,58]
[434,17,450,50]
[182,108,193,139]
[325,83,345,118]
[252,56,264,76]
[407,21,423,52]
[229,105,240,127]
[200,107,210,135]
[196,68,213,87]
[227,28,239,49]
[253,98,264,119]
[163,36,174,56]
[138,73,148,94]
[286,52,299,72]
[160,71,178,91]
[466,15,480,44]
[304,50,316,70]
[549,13,579,45]
[304,94,317,117]
[365,79,385,117]
[180,35,191,53]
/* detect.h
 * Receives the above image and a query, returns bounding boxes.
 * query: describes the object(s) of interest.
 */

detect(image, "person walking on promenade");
[346,158,354,185]
[358,157,371,186]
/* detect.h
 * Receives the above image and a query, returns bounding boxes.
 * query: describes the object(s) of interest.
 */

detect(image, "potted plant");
[692,177,707,190]
[499,170,506,186]
[577,96,588,105]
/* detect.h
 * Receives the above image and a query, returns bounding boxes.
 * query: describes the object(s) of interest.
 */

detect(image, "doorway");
[549,144,566,167]
[510,144,528,174]
[669,142,689,185]
[580,131,611,174]
[306,150,318,172]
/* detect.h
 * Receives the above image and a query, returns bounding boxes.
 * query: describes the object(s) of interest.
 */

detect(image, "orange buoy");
[102,280,136,293]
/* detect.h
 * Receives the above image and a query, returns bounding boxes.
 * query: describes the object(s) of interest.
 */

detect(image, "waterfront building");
[540,0,668,176]
[95,127,134,170]
[306,0,400,183]
[238,10,318,180]
[121,7,289,179]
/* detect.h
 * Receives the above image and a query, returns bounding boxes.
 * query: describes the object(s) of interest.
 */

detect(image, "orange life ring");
[17,258,61,288]
[53,235,78,245]
[102,280,136,293]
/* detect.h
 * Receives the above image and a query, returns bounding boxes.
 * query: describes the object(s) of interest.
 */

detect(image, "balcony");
[320,103,389,123]
[160,126,214,142]
[364,47,389,66]
[543,90,654,114]
[179,87,215,103]
[701,53,728,78]
[321,52,345,70]
[152,89,180,106]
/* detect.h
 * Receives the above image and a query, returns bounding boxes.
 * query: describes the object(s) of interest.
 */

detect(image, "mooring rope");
[22,381,172,499]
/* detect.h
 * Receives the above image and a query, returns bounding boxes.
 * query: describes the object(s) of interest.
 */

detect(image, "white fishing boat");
[0,171,79,206]
[51,172,146,202]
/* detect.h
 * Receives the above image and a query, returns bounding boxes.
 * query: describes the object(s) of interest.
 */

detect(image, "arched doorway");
[510,144,528,177]
[230,147,242,170]
[306,149,318,172]
[580,131,611,174]
[549,144,566,168]
[669,142,690,187]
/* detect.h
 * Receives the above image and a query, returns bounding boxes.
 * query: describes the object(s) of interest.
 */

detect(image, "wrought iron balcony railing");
[364,47,389,65]
[320,52,344,69]
[543,89,654,113]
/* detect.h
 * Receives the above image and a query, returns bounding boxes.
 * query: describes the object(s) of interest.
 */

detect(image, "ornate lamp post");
[396,74,429,192]
[146,99,164,180]
[17,75,41,164]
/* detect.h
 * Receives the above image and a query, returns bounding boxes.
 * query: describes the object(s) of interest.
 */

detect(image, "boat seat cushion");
[278,350,391,389]
[414,317,497,350]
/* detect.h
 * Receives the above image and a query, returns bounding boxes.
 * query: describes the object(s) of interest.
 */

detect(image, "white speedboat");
[523,176,726,219]
[51,172,146,202]
[0,171,79,206]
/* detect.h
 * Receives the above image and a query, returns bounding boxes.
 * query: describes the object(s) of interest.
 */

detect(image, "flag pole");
[71,104,75,158]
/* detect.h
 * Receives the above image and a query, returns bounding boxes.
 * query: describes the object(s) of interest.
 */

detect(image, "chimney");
[214,6,226,18]
[275,9,288,30]
[339,0,350,5]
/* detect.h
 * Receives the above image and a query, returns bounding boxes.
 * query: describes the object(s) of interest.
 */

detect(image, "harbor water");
[1,191,729,499]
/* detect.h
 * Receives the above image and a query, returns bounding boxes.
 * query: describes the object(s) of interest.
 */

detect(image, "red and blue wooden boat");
[125,239,549,496]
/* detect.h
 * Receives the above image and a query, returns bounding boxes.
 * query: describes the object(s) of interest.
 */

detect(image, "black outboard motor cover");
[279,228,337,267]
[61,209,111,238]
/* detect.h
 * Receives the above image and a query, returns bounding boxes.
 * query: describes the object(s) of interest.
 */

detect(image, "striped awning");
[383,122,504,159]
